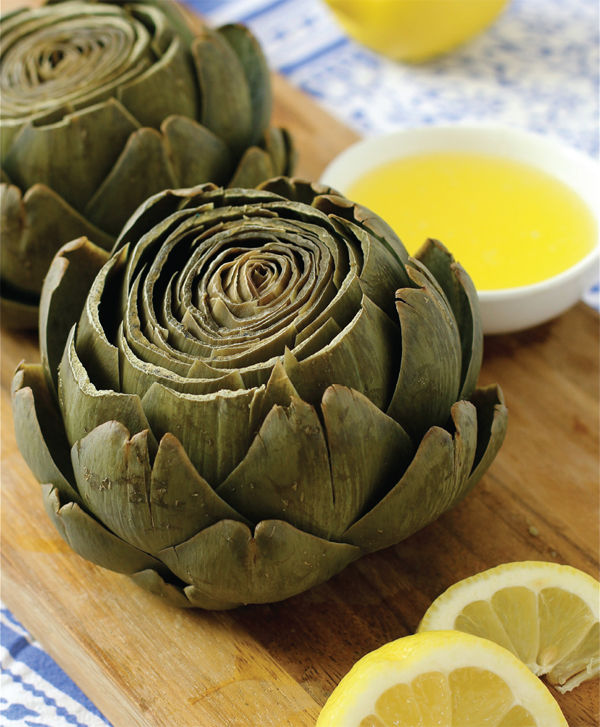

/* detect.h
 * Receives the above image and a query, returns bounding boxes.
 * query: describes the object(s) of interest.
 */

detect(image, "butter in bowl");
[320,125,600,334]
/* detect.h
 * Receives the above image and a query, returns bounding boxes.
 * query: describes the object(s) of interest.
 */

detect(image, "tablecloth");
[1,0,598,724]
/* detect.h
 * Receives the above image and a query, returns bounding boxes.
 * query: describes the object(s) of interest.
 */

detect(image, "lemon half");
[324,0,509,62]
[316,630,567,726]
[418,561,600,693]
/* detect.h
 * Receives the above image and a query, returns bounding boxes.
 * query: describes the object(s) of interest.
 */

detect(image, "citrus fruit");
[418,561,599,693]
[316,630,567,726]
[323,0,509,63]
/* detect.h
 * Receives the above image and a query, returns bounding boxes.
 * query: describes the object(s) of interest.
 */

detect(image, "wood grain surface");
[1,1,599,725]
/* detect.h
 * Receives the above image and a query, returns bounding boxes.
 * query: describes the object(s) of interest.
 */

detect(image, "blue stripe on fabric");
[279,36,350,75]
[1,621,111,725]
[237,0,295,24]
[2,667,91,727]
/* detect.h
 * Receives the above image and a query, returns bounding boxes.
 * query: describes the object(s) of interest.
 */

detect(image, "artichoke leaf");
[312,193,410,269]
[40,236,110,393]
[284,294,400,411]
[259,177,338,207]
[248,359,299,431]
[130,568,197,608]
[342,427,455,552]
[386,260,462,437]
[131,567,248,609]
[343,400,478,552]
[119,328,245,397]
[71,422,248,554]
[117,36,199,128]
[0,182,114,299]
[321,384,415,538]
[415,238,483,400]
[43,485,163,575]
[159,518,360,606]
[59,325,156,450]
[3,99,140,213]
[218,23,272,146]
[75,247,129,391]
[217,396,335,539]
[467,384,508,490]
[262,127,290,177]
[11,363,81,506]
[228,146,275,189]
[162,115,233,188]
[331,215,411,317]
[141,382,263,486]
[112,186,215,257]
[85,127,178,237]
[191,28,253,156]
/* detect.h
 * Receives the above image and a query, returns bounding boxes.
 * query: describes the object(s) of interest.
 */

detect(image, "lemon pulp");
[361,667,536,726]
[346,152,597,291]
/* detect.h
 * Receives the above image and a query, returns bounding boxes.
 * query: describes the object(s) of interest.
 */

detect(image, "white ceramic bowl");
[320,125,600,335]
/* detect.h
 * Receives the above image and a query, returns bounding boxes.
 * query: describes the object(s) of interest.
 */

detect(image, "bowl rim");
[320,122,600,301]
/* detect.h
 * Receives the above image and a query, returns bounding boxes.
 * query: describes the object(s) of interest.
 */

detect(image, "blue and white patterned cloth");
[2,1,598,724]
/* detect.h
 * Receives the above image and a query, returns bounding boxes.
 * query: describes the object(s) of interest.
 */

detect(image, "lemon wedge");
[418,561,600,693]
[316,630,567,726]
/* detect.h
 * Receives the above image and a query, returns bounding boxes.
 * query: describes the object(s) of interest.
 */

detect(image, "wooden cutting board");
[1,2,599,725]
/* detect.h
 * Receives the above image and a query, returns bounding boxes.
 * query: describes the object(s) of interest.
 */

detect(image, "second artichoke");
[0,0,294,328]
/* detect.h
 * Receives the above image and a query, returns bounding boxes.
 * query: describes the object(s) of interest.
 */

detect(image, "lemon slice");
[418,561,600,693]
[316,630,567,726]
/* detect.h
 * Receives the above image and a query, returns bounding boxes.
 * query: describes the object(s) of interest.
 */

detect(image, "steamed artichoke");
[12,178,507,609]
[0,0,294,329]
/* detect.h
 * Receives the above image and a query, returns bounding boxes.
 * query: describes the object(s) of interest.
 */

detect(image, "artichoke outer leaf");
[117,36,199,129]
[191,28,254,156]
[415,238,483,400]
[85,128,178,237]
[71,420,247,554]
[218,23,272,146]
[59,325,156,450]
[342,400,478,552]
[141,382,263,486]
[11,363,81,507]
[130,569,241,610]
[129,569,197,609]
[228,146,275,189]
[466,384,508,491]
[262,127,290,177]
[284,294,400,411]
[248,358,299,433]
[450,399,479,495]
[386,260,462,438]
[42,485,163,575]
[159,518,361,606]
[343,428,454,552]
[0,182,114,299]
[217,396,335,539]
[321,384,415,539]
[161,115,233,188]
[3,99,140,214]
[40,236,110,393]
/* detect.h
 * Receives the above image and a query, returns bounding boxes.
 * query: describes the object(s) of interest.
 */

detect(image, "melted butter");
[347,151,597,291]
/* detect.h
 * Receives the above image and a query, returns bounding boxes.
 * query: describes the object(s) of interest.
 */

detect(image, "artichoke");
[0,0,294,329]
[11,178,507,609]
